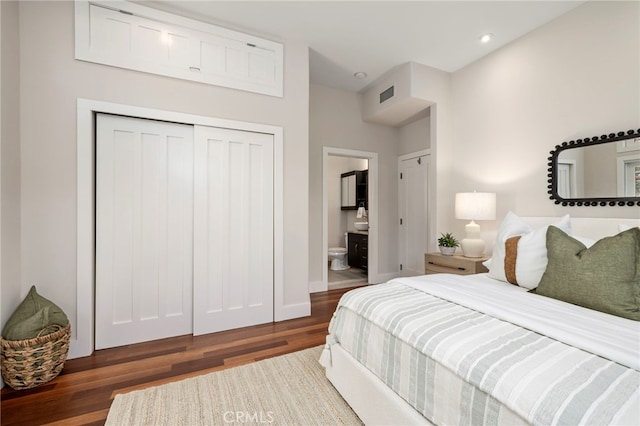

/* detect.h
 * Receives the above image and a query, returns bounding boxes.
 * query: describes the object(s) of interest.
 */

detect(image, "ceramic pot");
[439,246,456,256]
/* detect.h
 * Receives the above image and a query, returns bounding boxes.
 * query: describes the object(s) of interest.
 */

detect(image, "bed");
[321,216,640,425]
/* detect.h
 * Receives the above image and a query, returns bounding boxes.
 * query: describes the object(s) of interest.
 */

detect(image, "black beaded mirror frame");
[548,128,640,207]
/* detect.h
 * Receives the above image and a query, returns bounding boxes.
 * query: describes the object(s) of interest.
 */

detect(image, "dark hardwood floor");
[0,287,353,426]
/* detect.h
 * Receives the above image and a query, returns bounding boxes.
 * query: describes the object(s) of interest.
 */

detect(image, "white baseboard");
[328,280,367,291]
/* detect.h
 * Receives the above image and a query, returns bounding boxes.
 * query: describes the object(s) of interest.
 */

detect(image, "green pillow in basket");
[2,285,69,341]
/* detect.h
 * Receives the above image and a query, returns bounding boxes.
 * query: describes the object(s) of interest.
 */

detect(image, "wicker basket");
[1,323,71,390]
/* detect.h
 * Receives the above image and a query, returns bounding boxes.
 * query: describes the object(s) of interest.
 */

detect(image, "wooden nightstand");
[424,252,489,276]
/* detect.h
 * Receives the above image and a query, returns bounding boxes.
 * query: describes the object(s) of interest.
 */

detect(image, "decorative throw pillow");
[536,227,640,321]
[484,211,532,275]
[487,212,571,289]
[2,286,69,341]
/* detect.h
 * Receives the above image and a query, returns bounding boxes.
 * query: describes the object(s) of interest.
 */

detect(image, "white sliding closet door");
[96,114,194,350]
[193,126,274,335]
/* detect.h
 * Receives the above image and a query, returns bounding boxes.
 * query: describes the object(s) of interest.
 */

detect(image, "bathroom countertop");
[348,230,369,235]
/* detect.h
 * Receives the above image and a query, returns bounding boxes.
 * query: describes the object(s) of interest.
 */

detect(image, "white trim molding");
[76,98,284,358]
[617,153,640,197]
[308,281,325,294]
[398,148,431,162]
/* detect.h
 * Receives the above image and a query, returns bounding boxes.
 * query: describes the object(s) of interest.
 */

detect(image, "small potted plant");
[437,232,459,256]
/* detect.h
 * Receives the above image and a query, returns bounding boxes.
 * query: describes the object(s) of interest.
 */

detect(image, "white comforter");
[390,274,640,371]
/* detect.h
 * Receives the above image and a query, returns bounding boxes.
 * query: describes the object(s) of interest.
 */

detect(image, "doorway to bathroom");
[322,147,379,291]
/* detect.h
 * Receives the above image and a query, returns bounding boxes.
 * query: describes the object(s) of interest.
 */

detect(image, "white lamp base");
[460,238,485,258]
[461,220,485,258]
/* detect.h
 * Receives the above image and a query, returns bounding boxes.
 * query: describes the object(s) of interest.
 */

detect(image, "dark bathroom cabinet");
[348,232,368,272]
[341,170,368,210]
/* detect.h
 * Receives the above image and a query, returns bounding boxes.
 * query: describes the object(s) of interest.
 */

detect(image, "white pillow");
[487,212,571,289]
[486,211,531,281]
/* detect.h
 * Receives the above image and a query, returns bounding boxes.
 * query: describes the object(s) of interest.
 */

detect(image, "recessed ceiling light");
[480,33,493,43]
[353,72,367,79]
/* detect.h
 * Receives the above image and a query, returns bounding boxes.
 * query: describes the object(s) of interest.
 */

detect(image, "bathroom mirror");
[548,129,640,206]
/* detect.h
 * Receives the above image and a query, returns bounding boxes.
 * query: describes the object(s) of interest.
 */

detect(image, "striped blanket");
[327,278,640,425]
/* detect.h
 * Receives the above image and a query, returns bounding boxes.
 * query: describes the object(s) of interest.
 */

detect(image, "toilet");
[328,247,349,270]
[328,233,349,271]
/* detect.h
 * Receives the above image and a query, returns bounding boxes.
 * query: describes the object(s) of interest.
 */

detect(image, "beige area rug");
[106,346,362,425]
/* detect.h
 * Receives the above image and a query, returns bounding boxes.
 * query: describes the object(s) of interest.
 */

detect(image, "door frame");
[398,149,432,276]
[75,98,284,358]
[557,159,577,198]
[321,147,379,291]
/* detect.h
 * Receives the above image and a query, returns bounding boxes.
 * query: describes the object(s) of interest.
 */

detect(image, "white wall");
[412,64,453,251]
[17,1,309,352]
[327,156,367,248]
[1,1,21,331]
[398,114,431,156]
[450,0,639,242]
[309,83,399,286]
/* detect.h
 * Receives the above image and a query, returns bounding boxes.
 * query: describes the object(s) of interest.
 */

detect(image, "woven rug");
[106,345,362,425]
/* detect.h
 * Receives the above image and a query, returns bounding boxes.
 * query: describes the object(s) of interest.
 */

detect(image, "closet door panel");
[228,141,246,310]
[165,137,194,317]
[248,143,269,307]
[193,126,274,335]
[109,130,135,324]
[96,114,194,350]
[204,138,227,314]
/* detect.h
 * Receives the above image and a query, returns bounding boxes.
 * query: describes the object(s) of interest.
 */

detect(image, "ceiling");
[151,1,585,92]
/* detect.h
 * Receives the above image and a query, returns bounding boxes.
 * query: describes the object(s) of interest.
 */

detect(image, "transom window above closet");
[75,1,284,97]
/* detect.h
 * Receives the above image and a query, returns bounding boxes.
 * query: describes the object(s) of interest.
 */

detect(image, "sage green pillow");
[537,226,640,320]
[2,286,69,340]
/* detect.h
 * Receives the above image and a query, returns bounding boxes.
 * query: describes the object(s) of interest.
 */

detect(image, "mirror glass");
[549,129,640,206]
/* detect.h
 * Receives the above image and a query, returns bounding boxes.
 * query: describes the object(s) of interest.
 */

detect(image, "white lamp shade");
[455,192,496,221]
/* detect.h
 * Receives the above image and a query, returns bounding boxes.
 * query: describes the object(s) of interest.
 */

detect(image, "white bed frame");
[324,216,640,424]
[326,342,432,425]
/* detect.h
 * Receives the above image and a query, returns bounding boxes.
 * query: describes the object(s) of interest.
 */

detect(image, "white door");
[96,114,194,349]
[399,155,430,276]
[193,126,274,335]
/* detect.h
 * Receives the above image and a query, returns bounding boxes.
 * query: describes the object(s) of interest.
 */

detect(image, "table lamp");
[455,192,496,258]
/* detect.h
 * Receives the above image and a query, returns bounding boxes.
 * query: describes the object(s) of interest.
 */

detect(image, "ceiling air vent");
[362,63,432,126]
[379,86,394,104]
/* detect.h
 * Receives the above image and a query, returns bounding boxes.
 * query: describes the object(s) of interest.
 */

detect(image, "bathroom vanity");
[348,232,368,272]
